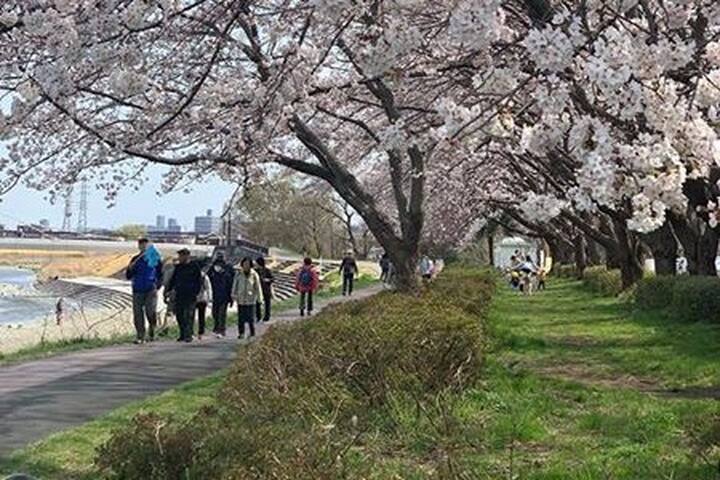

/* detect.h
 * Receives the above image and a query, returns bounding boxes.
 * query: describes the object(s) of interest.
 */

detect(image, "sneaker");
[184,338,193,343]
[300,309,305,317]
[176,338,184,342]
[133,339,144,345]
[197,335,203,341]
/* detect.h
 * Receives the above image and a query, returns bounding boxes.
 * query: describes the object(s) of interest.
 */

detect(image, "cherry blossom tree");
[470,0,720,286]
[0,0,510,291]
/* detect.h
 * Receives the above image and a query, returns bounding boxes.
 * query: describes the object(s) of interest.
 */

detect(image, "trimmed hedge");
[553,265,623,296]
[634,275,720,323]
[96,268,496,479]
[582,266,623,296]
[555,264,578,279]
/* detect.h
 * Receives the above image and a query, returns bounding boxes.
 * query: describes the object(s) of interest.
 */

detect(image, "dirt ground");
[0,249,132,280]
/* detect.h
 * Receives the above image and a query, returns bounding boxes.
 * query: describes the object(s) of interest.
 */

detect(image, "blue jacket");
[126,253,163,293]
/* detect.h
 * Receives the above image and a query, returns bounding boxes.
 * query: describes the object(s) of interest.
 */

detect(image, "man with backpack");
[295,257,319,316]
[339,250,359,296]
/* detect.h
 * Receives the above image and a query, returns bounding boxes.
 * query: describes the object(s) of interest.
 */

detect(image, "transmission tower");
[76,179,89,233]
[61,187,74,232]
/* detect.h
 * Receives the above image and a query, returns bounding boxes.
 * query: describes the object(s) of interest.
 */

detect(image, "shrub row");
[553,265,623,296]
[634,275,720,323]
[96,268,496,479]
[581,266,623,296]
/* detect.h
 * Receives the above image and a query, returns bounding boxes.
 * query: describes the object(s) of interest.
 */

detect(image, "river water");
[0,267,55,326]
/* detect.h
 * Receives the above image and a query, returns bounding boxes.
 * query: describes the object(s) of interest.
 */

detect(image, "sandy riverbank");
[0,249,133,280]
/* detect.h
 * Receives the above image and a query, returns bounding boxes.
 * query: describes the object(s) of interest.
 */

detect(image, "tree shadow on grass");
[492,279,720,386]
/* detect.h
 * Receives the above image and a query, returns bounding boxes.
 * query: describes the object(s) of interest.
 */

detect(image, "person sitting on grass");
[295,257,319,317]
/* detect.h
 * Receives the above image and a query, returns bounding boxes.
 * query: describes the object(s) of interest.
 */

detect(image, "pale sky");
[0,167,235,231]
[0,98,236,231]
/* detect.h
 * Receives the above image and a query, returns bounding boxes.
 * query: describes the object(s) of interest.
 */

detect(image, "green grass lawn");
[4,276,718,479]
[469,278,720,478]
[491,279,720,388]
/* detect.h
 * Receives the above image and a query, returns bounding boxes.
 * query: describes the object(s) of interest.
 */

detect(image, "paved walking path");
[0,286,382,458]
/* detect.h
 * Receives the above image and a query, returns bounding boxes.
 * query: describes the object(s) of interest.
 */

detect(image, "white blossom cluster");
[1,0,720,254]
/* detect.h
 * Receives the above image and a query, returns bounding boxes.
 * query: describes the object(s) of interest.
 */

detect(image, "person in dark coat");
[254,257,274,323]
[339,250,359,296]
[166,249,202,343]
[208,253,234,337]
[379,253,390,283]
[126,238,163,344]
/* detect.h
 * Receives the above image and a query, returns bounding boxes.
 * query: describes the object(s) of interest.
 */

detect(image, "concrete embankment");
[0,278,137,356]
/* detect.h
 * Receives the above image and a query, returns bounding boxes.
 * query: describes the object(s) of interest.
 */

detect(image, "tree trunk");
[612,218,643,289]
[586,237,603,266]
[487,234,495,267]
[642,221,677,275]
[283,115,423,292]
[387,244,419,292]
[670,212,718,276]
[573,234,587,279]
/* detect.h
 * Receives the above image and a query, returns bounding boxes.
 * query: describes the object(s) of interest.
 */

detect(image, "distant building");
[156,215,166,230]
[194,209,221,235]
[39,219,50,230]
[167,218,182,233]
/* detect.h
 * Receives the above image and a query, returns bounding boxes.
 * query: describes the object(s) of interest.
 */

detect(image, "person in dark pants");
[232,257,264,339]
[254,257,274,322]
[379,253,390,283]
[126,238,163,344]
[339,250,359,296]
[195,269,212,340]
[208,253,234,338]
[166,249,202,343]
[295,257,319,316]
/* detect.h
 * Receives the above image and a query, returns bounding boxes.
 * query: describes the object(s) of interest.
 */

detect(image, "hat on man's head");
[177,248,191,255]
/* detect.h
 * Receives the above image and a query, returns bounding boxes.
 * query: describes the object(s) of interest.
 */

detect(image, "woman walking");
[231,257,264,340]
[295,257,319,316]
[195,269,213,340]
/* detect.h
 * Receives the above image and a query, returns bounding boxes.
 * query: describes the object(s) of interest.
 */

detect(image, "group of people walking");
[126,239,285,344]
[126,239,339,344]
